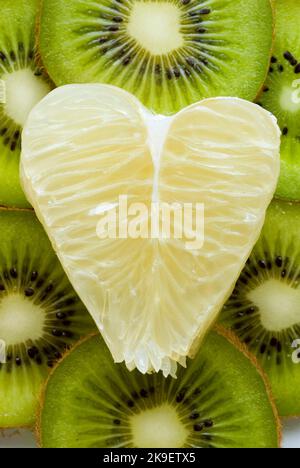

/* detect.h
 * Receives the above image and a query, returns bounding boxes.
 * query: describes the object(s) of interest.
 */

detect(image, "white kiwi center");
[248,278,300,332]
[280,84,300,113]
[127,2,184,55]
[0,293,45,346]
[130,404,188,448]
[2,68,50,126]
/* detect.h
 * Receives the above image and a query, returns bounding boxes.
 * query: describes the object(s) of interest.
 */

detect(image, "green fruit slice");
[220,199,300,417]
[0,209,96,428]
[38,0,274,114]
[0,0,52,208]
[38,328,281,448]
[258,0,300,200]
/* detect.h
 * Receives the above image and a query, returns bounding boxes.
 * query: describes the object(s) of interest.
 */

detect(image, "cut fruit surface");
[257,0,300,200]
[220,200,300,416]
[38,329,281,448]
[0,0,52,208]
[38,0,274,114]
[2,69,50,127]
[21,85,280,376]
[0,209,95,428]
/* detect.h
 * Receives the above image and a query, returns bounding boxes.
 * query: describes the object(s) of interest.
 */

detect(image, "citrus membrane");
[21,85,280,375]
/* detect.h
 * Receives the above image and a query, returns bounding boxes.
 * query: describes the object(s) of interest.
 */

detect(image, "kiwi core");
[2,69,50,126]
[280,85,300,113]
[127,2,183,55]
[248,279,300,332]
[130,404,188,448]
[0,293,45,345]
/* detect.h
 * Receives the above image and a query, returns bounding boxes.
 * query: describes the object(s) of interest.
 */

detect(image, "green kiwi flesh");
[0,0,52,209]
[38,0,274,114]
[0,209,96,428]
[39,329,280,448]
[220,199,300,417]
[258,0,300,200]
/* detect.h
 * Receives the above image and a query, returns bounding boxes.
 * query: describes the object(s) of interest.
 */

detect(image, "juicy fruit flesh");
[21,84,280,376]
[0,293,45,346]
[248,279,300,332]
[130,404,188,448]
[39,0,274,114]
[128,2,183,55]
[2,69,50,126]
[39,331,280,448]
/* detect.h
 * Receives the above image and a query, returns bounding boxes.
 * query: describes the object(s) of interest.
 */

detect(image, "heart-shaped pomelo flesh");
[21,85,280,376]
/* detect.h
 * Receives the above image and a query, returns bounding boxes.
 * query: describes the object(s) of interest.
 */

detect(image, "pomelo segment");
[21,85,280,375]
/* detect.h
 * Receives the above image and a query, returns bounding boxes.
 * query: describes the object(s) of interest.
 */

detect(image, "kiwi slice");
[258,0,300,200]
[0,208,96,428]
[0,0,52,208]
[38,0,274,114]
[220,199,300,417]
[38,328,280,448]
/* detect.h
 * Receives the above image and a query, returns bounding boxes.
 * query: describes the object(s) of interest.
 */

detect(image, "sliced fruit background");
[258,0,300,200]
[38,329,281,449]
[0,0,52,208]
[220,199,300,417]
[0,209,95,428]
[38,0,274,114]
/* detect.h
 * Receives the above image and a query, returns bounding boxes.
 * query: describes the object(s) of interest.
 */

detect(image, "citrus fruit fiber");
[21,84,280,376]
